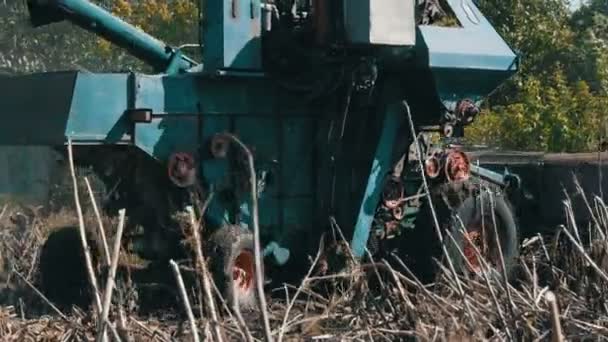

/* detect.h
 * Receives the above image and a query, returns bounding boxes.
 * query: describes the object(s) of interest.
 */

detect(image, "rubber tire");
[206,225,261,311]
[39,226,97,311]
[445,191,519,280]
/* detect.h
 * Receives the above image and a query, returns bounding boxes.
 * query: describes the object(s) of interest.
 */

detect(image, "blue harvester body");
[0,0,518,271]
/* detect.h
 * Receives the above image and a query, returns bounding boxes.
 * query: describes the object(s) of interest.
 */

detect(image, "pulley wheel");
[444,150,470,182]
[167,152,197,188]
[210,134,230,159]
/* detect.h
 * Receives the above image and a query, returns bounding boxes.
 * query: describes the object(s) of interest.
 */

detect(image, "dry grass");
[1,177,608,341]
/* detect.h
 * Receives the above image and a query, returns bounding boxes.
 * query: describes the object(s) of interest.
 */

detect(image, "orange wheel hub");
[462,215,502,274]
[232,249,255,291]
[463,229,483,273]
[445,150,470,182]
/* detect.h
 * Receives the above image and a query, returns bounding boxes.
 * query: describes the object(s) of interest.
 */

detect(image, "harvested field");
[1,178,608,341]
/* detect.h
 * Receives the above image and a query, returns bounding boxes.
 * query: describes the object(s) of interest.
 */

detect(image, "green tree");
[97,0,200,72]
[569,0,608,93]
[0,0,199,74]
[571,0,608,41]
[466,0,608,152]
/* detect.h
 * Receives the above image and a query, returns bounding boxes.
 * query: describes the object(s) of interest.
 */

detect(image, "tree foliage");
[0,1,100,73]
[0,0,199,73]
[97,0,200,71]
[466,0,608,152]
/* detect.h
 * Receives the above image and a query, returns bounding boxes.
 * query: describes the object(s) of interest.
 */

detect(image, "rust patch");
[233,249,255,291]
[425,155,441,178]
[445,150,470,182]
[463,230,482,274]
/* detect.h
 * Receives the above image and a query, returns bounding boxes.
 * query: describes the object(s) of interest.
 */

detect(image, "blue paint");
[418,0,518,108]
[203,0,262,72]
[67,73,130,143]
[350,99,404,258]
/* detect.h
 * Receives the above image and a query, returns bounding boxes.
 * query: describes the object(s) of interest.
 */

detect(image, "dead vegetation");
[4,196,608,341]
[1,149,608,341]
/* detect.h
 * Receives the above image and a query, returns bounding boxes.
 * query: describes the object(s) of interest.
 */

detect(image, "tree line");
[467,0,608,152]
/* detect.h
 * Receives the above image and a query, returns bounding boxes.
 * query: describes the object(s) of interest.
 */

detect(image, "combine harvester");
[0,0,604,310]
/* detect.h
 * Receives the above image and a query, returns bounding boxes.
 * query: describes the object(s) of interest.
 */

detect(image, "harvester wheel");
[445,191,519,280]
[206,225,261,311]
[38,226,97,311]
[400,186,519,283]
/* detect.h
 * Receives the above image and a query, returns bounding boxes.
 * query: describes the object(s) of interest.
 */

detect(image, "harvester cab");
[0,0,522,309]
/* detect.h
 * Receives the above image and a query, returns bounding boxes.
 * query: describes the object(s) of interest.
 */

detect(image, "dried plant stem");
[169,259,200,342]
[117,306,132,342]
[13,269,68,321]
[96,209,126,342]
[186,206,224,342]
[381,260,415,310]
[570,318,608,334]
[573,177,604,240]
[563,200,583,244]
[278,234,324,342]
[67,139,107,342]
[106,318,123,342]
[220,133,273,342]
[0,204,7,222]
[559,223,608,282]
[365,248,386,290]
[402,101,474,320]
[451,222,513,341]
[87,178,132,341]
[229,284,253,342]
[389,253,457,315]
[593,196,608,235]
[207,270,253,342]
[329,217,357,265]
[545,291,564,342]
[488,192,517,317]
[85,176,111,266]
